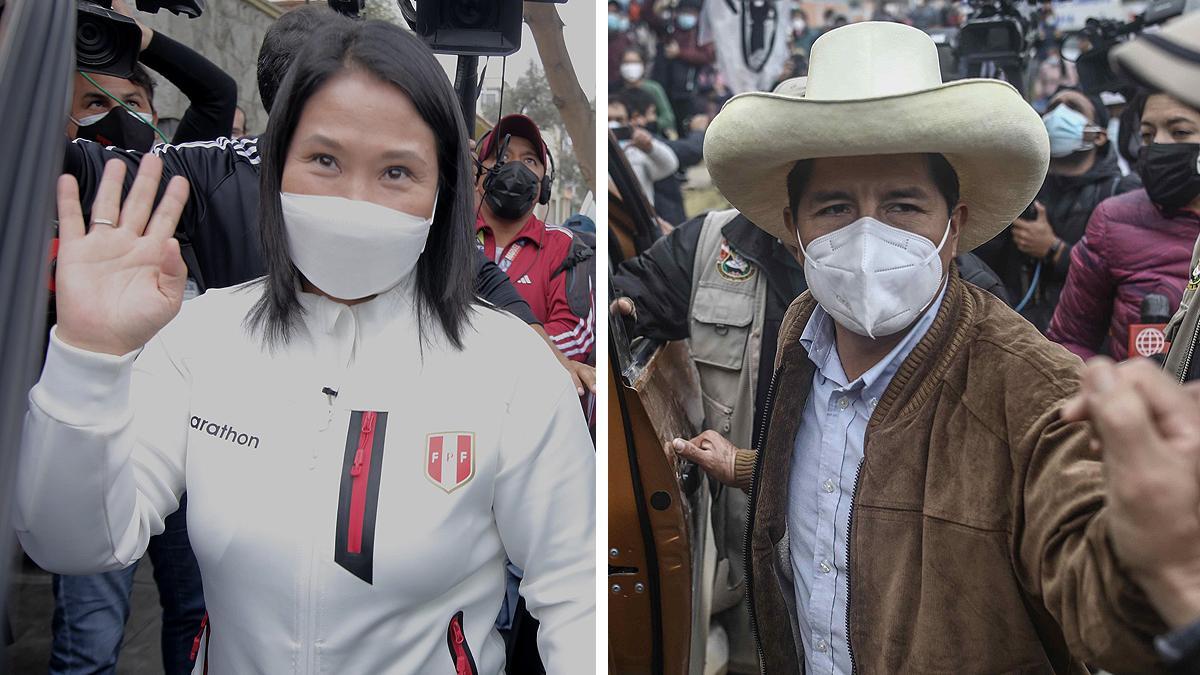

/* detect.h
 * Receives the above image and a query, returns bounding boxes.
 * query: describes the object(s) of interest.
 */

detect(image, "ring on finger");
[91,218,117,229]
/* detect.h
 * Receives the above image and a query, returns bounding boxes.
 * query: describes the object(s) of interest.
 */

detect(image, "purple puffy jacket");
[1047,188,1200,361]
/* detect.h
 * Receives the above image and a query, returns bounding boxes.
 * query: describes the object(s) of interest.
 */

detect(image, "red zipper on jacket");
[447,612,477,675]
[189,612,210,673]
[189,612,208,661]
[346,410,377,554]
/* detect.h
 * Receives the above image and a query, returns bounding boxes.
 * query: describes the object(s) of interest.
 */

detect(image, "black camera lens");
[449,0,497,29]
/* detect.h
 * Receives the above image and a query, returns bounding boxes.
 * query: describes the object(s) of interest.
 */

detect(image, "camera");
[956,0,1038,97]
[75,1,204,78]
[1064,0,1186,95]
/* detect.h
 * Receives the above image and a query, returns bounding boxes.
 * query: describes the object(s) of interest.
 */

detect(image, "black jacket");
[976,144,1140,331]
[63,138,535,323]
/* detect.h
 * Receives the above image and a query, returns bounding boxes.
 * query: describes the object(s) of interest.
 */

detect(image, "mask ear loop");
[77,70,170,143]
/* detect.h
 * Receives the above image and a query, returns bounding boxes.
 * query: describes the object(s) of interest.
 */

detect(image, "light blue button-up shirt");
[787,282,947,674]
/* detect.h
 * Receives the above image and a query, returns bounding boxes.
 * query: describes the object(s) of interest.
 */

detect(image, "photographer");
[619,86,702,226]
[977,86,1140,332]
[607,95,679,211]
[68,0,236,150]
[1048,90,1200,360]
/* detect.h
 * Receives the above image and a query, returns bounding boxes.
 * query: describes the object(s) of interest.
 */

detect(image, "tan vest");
[687,209,769,673]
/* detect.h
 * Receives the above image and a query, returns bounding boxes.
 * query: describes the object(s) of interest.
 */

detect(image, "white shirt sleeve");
[14,326,189,574]
[493,358,596,672]
[643,137,680,182]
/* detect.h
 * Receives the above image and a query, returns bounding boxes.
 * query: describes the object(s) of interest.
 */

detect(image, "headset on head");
[476,128,557,206]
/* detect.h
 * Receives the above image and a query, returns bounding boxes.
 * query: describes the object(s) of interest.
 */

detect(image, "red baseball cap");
[478,114,547,165]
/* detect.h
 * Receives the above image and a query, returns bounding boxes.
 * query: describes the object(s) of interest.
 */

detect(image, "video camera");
[956,0,1039,97]
[1064,0,1186,95]
[76,0,203,79]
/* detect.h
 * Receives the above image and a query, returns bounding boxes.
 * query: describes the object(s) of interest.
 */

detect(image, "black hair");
[257,5,350,113]
[247,19,478,351]
[786,154,960,216]
[620,86,657,117]
[129,63,156,111]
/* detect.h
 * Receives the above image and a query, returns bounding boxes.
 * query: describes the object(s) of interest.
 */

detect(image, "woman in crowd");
[15,19,594,674]
[1048,90,1200,360]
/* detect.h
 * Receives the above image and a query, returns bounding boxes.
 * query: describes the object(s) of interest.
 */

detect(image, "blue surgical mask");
[608,13,624,32]
[677,14,698,30]
[1042,104,1099,158]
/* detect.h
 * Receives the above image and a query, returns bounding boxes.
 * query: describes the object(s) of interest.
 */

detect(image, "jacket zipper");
[744,367,780,674]
[447,612,478,675]
[346,411,377,554]
[189,612,211,673]
[189,612,208,662]
[1179,313,1200,383]
[844,462,863,675]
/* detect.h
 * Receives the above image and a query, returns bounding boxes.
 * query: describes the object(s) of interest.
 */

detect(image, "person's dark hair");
[129,64,156,111]
[786,153,960,217]
[247,19,478,350]
[257,5,350,113]
[620,87,657,118]
[622,46,646,63]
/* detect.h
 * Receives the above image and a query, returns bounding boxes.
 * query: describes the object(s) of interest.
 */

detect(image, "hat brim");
[1111,38,1200,111]
[703,79,1050,251]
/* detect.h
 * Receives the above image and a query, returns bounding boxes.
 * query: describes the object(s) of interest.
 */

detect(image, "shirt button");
[815,639,828,653]
[819,560,832,574]
[869,397,878,410]
[822,479,835,493]
[837,397,849,410]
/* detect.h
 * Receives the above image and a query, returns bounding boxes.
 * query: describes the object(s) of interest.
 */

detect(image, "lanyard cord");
[1014,261,1041,313]
[78,70,171,143]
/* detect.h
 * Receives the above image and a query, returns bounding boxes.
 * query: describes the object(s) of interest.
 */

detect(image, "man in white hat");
[674,21,1169,673]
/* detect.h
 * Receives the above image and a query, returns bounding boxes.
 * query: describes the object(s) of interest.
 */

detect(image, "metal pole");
[453,55,479,135]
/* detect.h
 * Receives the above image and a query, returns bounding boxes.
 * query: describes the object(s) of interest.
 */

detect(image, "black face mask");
[1138,142,1200,209]
[642,120,661,136]
[483,160,540,220]
[74,108,156,153]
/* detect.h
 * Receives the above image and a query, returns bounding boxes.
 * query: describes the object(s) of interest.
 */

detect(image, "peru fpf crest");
[426,432,475,493]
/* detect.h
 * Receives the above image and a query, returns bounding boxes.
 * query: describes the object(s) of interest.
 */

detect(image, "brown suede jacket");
[732,274,1168,674]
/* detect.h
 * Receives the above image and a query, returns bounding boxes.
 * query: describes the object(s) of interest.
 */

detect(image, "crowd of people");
[611,2,1200,673]
[6,3,596,674]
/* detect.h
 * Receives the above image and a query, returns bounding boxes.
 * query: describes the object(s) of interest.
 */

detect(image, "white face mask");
[281,192,435,301]
[797,216,950,339]
[620,62,645,83]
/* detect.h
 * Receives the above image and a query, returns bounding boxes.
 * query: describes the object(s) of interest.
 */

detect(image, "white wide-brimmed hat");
[703,21,1050,251]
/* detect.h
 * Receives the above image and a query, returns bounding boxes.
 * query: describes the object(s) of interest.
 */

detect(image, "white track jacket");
[15,280,596,674]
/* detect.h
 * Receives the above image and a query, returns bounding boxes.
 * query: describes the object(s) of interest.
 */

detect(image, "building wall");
[137,0,282,137]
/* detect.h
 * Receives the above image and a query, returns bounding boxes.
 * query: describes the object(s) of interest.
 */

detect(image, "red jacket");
[476,214,595,363]
[1047,189,1200,360]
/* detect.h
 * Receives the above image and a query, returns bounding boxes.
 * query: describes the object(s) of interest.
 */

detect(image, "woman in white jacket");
[16,19,595,675]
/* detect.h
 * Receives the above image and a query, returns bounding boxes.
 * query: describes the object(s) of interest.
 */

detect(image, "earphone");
[476,129,556,205]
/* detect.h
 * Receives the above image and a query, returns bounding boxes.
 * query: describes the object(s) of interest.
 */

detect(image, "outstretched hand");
[55,156,190,356]
[1061,357,1200,628]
